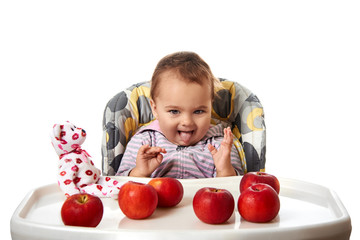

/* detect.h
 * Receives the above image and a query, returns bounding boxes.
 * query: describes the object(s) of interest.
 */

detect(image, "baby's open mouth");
[178,131,194,143]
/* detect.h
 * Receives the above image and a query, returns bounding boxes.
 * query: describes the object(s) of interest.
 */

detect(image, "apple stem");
[80,195,88,203]
[210,188,221,193]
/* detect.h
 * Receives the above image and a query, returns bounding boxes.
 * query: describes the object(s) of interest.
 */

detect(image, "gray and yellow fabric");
[101,79,266,176]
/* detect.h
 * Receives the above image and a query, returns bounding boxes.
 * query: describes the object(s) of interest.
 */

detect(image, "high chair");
[101,79,266,176]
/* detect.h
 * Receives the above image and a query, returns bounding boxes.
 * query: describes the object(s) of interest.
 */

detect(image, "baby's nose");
[181,114,194,126]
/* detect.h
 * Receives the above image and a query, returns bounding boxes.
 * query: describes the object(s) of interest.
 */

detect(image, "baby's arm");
[129,144,167,177]
[208,127,237,177]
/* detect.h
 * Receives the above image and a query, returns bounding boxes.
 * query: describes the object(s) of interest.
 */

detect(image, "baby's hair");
[150,51,221,100]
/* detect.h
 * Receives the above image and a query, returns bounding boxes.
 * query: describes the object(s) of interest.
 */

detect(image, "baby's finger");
[223,127,233,143]
[156,153,164,162]
[138,144,150,154]
[159,147,167,153]
[146,146,167,154]
[207,144,217,155]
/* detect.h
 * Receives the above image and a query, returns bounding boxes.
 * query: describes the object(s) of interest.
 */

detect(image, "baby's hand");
[129,144,167,177]
[208,127,236,177]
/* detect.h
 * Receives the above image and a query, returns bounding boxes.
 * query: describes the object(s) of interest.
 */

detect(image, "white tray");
[10,176,351,240]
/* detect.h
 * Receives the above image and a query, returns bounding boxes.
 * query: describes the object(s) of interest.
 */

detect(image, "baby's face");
[151,71,212,146]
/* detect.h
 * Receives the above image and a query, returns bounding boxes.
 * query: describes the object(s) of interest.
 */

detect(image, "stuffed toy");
[50,121,121,198]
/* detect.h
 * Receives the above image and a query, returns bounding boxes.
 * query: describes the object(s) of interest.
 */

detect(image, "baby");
[117,52,243,178]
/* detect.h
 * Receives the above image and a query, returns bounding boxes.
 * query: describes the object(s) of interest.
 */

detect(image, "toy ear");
[53,124,63,140]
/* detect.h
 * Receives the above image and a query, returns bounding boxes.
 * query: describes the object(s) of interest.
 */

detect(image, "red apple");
[61,193,103,227]
[148,177,184,207]
[193,187,235,224]
[238,183,280,223]
[240,172,280,194]
[118,181,158,219]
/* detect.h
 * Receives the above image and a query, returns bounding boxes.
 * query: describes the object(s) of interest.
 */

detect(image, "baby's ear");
[52,124,63,140]
[150,99,158,119]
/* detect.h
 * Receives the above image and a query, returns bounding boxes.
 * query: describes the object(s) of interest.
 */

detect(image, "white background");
[1,0,359,239]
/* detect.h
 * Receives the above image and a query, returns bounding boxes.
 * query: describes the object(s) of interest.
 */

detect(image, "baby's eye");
[194,110,205,114]
[169,110,180,115]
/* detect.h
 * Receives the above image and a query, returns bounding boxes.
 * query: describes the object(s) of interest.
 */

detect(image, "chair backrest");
[101,79,266,176]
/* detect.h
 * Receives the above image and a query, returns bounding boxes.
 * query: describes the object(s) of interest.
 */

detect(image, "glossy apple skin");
[240,172,280,194]
[118,181,158,219]
[148,177,184,207]
[193,187,235,224]
[61,193,103,227]
[238,183,280,223]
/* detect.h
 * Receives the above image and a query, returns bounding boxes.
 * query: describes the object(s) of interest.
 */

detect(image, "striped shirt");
[116,120,243,178]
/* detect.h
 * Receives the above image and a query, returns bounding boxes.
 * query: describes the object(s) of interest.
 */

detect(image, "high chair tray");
[11,176,351,240]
